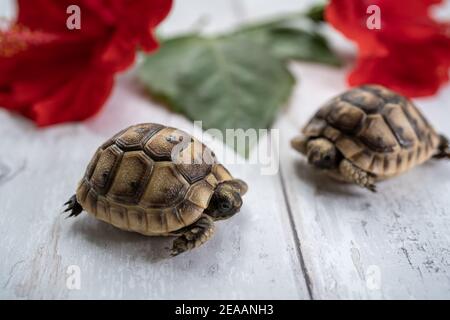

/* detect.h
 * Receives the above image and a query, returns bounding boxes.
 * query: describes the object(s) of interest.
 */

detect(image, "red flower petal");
[0,37,95,110]
[325,0,388,56]
[30,69,115,126]
[326,0,450,97]
[349,50,450,97]
[0,0,172,126]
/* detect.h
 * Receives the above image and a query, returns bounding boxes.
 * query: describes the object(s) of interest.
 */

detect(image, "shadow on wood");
[67,215,173,263]
[291,159,364,197]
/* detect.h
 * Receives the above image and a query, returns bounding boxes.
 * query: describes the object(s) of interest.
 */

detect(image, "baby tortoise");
[64,123,248,256]
[291,85,450,192]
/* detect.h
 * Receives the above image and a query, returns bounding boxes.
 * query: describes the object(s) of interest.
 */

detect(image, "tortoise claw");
[170,248,183,257]
[63,195,83,218]
[367,184,377,193]
[170,236,191,257]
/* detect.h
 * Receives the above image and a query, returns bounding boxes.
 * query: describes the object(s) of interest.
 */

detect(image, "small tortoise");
[64,123,248,256]
[291,85,450,192]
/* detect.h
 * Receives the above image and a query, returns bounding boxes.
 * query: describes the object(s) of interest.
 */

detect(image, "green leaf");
[265,27,341,66]
[306,3,326,23]
[138,35,295,155]
[138,35,204,112]
[234,25,341,66]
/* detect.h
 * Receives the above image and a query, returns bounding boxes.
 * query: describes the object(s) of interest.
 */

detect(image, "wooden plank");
[0,72,309,299]
[276,62,450,299]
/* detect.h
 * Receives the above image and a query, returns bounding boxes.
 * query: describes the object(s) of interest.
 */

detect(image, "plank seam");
[278,167,314,299]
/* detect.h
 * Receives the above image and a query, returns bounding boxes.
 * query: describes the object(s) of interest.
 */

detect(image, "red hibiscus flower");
[326,0,450,97]
[0,0,172,126]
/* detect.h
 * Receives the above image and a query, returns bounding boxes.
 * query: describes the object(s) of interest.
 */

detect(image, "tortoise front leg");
[291,135,309,155]
[171,214,215,256]
[339,159,377,192]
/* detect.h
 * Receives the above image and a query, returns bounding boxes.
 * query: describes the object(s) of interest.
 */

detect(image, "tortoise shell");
[302,85,441,177]
[76,123,234,235]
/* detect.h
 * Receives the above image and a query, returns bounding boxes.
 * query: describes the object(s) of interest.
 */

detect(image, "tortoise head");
[306,138,339,170]
[205,179,248,220]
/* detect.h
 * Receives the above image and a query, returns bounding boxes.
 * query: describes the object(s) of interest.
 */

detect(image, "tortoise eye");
[220,201,232,211]
[324,155,331,162]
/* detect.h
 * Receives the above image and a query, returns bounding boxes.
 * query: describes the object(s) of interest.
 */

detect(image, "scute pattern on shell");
[76,123,230,235]
[302,85,441,176]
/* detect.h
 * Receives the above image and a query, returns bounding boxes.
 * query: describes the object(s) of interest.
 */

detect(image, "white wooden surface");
[0,0,449,299]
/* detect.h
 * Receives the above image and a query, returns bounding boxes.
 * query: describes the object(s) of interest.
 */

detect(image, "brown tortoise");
[64,123,248,256]
[291,85,450,192]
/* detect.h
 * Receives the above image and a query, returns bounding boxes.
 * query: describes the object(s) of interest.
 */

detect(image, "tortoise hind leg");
[433,134,450,159]
[171,214,215,256]
[63,195,83,218]
[339,159,377,192]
